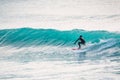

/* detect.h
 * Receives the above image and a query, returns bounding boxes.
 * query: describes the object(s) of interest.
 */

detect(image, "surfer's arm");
[74,38,79,44]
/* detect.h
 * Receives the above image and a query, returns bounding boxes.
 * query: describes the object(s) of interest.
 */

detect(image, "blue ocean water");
[0,28,120,80]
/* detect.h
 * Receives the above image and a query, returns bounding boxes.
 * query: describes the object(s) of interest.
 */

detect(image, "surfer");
[74,35,86,49]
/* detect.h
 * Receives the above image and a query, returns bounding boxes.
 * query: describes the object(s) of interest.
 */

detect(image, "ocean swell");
[0,28,119,47]
[0,28,119,62]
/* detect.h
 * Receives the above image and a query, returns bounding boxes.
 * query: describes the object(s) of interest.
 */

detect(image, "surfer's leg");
[78,42,81,49]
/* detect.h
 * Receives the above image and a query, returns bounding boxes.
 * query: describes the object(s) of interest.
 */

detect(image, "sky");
[0,0,120,31]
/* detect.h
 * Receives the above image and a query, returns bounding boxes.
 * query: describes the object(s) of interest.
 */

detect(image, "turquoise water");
[0,28,120,46]
[0,28,120,80]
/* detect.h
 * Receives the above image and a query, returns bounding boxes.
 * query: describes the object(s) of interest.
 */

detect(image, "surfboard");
[72,48,80,50]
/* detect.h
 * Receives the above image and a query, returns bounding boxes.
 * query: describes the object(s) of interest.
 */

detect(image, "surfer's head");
[80,35,82,38]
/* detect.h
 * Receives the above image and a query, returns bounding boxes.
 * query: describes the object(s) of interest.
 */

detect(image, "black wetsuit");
[74,37,85,49]
[79,37,85,44]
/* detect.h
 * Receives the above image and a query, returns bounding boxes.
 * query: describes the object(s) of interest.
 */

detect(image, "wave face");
[0,28,120,62]
[0,28,120,46]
